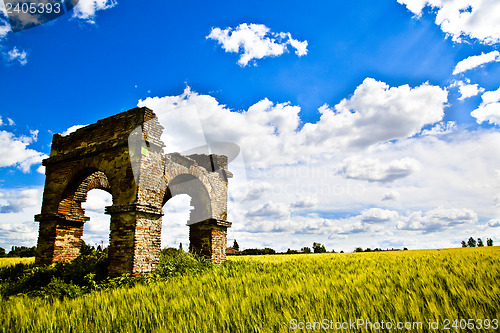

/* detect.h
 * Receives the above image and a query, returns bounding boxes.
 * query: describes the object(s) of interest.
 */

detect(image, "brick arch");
[58,169,112,219]
[35,107,231,275]
[164,174,212,225]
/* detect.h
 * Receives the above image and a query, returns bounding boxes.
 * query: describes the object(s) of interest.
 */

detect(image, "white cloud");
[0,21,9,40]
[0,2,10,40]
[5,47,28,65]
[361,208,399,223]
[0,222,38,248]
[82,189,112,213]
[397,0,500,44]
[382,190,400,201]
[488,219,500,228]
[243,182,272,201]
[291,197,319,209]
[207,23,308,66]
[450,79,485,100]
[139,79,447,169]
[0,128,47,172]
[397,208,478,233]
[453,51,500,75]
[0,188,42,213]
[246,202,289,220]
[7,118,14,126]
[72,0,117,24]
[62,124,88,136]
[420,121,456,135]
[300,78,447,149]
[340,156,420,182]
[471,85,500,126]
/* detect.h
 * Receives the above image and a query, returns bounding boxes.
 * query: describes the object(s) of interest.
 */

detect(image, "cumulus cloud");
[450,79,485,100]
[488,219,500,228]
[291,197,319,209]
[245,202,290,220]
[82,189,112,213]
[72,0,117,24]
[340,156,420,182]
[300,78,447,149]
[453,51,500,75]
[397,0,500,44]
[139,87,302,168]
[382,190,400,201]
[397,208,478,233]
[62,124,88,136]
[470,85,500,126]
[0,2,11,39]
[139,79,447,168]
[0,222,38,247]
[243,182,272,201]
[420,121,456,136]
[0,127,47,172]
[360,208,399,223]
[207,23,308,66]
[4,47,28,65]
[0,188,41,213]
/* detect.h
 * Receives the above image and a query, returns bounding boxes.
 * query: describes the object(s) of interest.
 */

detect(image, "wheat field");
[1,247,499,332]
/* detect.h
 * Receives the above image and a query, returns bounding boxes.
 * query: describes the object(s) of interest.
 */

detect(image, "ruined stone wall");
[35,106,231,276]
[189,219,231,263]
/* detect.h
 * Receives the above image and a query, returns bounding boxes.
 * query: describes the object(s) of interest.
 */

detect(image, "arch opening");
[164,174,212,225]
[58,169,112,219]
[82,189,112,250]
[161,194,192,250]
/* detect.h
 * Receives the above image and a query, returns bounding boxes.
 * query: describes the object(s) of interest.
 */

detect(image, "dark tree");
[233,239,239,251]
[80,241,94,255]
[487,238,493,246]
[301,247,311,253]
[313,242,326,253]
[365,248,372,252]
[467,237,476,247]
[0,247,5,257]
[461,240,467,248]
[354,247,364,253]
[403,247,408,251]
[7,246,37,257]
[477,238,484,247]
[241,248,275,255]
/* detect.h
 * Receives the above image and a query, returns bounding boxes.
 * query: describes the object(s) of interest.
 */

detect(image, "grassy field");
[0,257,34,268]
[1,247,499,332]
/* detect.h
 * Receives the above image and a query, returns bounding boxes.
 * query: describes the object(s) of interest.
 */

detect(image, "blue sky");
[1,0,500,252]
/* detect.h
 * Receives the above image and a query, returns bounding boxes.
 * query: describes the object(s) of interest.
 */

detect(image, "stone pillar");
[34,214,87,266]
[106,204,163,276]
[189,219,232,263]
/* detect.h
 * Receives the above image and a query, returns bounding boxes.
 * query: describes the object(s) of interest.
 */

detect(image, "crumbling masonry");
[34,107,231,276]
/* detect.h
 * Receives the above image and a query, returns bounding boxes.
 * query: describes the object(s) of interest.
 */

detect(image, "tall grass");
[1,247,499,332]
[0,257,34,268]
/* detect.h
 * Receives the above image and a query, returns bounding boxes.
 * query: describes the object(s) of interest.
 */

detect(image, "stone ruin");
[34,107,232,276]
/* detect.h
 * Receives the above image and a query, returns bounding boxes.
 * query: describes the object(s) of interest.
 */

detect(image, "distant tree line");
[0,246,37,258]
[239,248,276,255]
[228,242,344,255]
[461,237,493,247]
[354,247,408,253]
